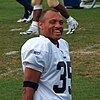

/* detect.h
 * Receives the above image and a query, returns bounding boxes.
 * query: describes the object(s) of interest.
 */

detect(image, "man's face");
[39,10,64,42]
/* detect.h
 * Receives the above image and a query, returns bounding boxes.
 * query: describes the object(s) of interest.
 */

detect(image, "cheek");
[44,24,53,32]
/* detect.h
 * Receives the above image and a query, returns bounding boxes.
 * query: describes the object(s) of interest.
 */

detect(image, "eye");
[49,19,64,25]
[49,19,56,24]
[59,20,64,25]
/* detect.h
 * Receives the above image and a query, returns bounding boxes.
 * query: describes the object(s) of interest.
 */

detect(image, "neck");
[46,37,59,48]
[47,37,57,44]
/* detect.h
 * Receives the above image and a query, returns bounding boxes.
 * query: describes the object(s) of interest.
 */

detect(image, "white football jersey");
[21,35,72,100]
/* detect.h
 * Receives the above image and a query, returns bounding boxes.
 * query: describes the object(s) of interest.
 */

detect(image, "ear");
[38,21,44,30]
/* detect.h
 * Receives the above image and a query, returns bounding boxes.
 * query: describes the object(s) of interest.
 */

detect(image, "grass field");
[0,0,100,100]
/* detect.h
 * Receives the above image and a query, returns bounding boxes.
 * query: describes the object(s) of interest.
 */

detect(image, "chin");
[56,36,61,40]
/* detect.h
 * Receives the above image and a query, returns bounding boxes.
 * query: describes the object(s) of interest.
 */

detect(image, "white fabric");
[34,5,43,10]
[26,21,39,34]
[66,16,78,34]
[21,35,72,100]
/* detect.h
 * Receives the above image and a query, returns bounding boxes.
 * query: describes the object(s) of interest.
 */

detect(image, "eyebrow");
[49,19,64,23]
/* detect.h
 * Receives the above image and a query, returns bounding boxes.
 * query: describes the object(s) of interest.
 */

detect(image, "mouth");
[53,29,62,35]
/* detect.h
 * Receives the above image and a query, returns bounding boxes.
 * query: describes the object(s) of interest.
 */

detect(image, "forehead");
[44,10,63,20]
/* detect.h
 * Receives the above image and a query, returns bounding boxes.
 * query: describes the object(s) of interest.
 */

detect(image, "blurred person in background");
[20,0,78,35]
[16,0,33,23]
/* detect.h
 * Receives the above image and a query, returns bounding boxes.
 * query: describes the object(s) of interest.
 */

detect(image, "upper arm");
[22,67,41,100]
[24,67,41,83]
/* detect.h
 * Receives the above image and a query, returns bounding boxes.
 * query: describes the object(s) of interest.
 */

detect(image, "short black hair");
[39,8,59,21]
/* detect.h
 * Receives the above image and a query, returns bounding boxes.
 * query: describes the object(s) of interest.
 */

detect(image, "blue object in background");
[63,0,81,8]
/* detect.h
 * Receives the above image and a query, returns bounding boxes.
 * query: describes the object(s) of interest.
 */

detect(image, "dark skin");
[22,10,64,100]
[22,68,41,100]
[39,10,64,43]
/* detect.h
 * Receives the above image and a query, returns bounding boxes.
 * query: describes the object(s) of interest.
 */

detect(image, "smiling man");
[21,9,72,100]
[38,9,64,43]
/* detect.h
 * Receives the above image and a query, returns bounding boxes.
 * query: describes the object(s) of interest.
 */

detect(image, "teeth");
[54,30,60,32]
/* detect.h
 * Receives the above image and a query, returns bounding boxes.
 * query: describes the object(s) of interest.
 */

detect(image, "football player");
[21,9,72,100]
